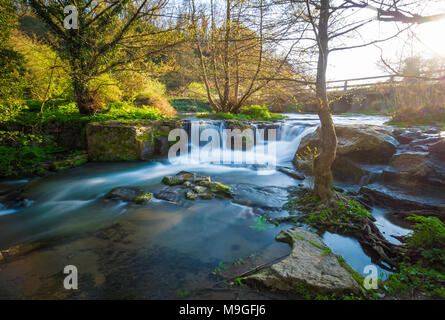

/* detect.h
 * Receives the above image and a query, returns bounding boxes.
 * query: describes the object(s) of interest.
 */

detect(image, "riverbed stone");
[185,191,197,200]
[86,120,184,161]
[104,187,153,204]
[244,228,360,294]
[162,175,185,186]
[197,181,232,197]
[154,188,180,202]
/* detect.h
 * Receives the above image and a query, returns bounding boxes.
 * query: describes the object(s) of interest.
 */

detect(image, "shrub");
[0,131,63,176]
[240,105,271,119]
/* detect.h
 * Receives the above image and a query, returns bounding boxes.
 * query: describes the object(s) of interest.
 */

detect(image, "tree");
[24,0,175,115]
[284,0,445,202]
[187,0,298,113]
[0,0,25,120]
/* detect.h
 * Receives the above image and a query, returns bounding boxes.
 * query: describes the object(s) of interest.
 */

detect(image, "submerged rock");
[277,166,305,180]
[154,188,180,203]
[104,187,153,204]
[244,228,360,295]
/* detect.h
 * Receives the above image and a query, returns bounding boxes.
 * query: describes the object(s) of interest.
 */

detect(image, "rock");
[232,184,288,211]
[162,176,185,186]
[393,130,425,145]
[162,171,211,186]
[359,185,445,212]
[104,187,152,204]
[278,166,305,180]
[244,228,360,294]
[332,157,370,183]
[198,192,213,200]
[198,181,232,197]
[133,192,153,204]
[86,120,184,161]
[224,120,255,131]
[154,188,180,202]
[50,154,88,171]
[294,125,397,166]
[429,139,445,159]
[388,152,429,181]
[193,186,207,193]
[382,152,445,187]
[185,191,197,200]
[0,252,3,263]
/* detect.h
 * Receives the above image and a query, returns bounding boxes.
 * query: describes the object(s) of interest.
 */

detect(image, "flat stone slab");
[245,228,360,295]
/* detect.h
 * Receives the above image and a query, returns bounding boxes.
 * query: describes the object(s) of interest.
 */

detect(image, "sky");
[327,2,445,82]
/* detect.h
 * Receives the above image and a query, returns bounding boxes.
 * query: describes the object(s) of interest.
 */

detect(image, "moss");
[198,181,232,196]
[133,192,153,204]
[162,176,184,186]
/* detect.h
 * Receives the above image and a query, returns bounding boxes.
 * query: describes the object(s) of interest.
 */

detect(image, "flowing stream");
[0,114,411,299]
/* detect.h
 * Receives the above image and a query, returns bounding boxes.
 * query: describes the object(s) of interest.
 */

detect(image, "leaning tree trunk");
[313,0,337,201]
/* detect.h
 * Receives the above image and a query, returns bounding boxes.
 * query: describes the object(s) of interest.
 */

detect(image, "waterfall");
[175,119,317,169]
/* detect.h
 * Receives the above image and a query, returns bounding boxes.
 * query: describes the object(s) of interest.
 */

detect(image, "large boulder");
[86,120,184,161]
[245,228,360,295]
[293,125,397,183]
[294,125,397,167]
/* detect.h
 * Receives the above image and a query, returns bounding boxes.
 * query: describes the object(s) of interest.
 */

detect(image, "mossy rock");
[185,191,197,200]
[162,176,185,186]
[198,181,232,197]
[104,187,152,204]
[134,192,153,204]
[50,154,88,171]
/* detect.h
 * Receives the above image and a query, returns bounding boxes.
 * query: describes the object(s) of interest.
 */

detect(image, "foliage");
[0,131,63,176]
[8,101,170,126]
[382,215,445,299]
[169,98,213,112]
[197,105,285,121]
[249,215,274,231]
[11,31,72,106]
[303,199,372,230]
[0,0,26,120]
[383,264,445,299]
[405,215,445,270]
[23,1,177,114]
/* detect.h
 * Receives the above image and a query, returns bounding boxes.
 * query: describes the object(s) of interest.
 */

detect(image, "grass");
[197,105,286,121]
[3,100,170,127]
[168,98,213,113]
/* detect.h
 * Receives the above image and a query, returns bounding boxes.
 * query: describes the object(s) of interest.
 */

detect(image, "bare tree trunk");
[222,0,232,112]
[313,0,337,201]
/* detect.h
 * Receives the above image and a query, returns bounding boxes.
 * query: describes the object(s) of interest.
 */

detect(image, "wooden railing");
[326,71,445,92]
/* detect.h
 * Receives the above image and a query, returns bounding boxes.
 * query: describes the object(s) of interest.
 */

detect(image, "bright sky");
[328,4,445,81]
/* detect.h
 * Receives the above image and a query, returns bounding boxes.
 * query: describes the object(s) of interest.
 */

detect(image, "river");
[0,114,412,299]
